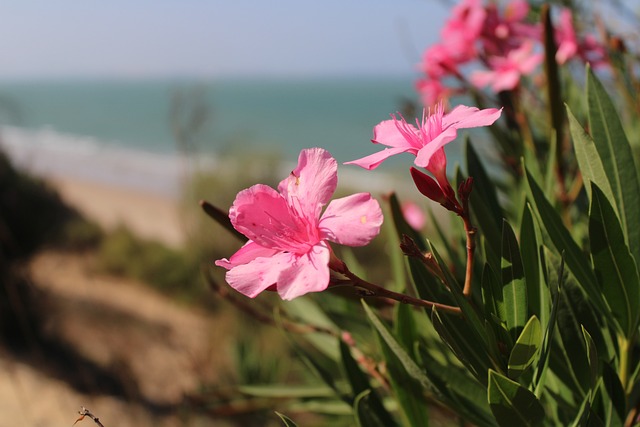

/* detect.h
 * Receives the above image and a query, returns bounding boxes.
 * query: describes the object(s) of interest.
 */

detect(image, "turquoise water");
[0,78,420,164]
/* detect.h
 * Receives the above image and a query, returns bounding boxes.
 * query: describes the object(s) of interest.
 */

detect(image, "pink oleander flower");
[555,9,607,67]
[401,201,426,230]
[555,9,579,65]
[471,40,542,92]
[440,0,486,63]
[481,0,541,56]
[419,43,460,80]
[345,103,502,181]
[215,148,383,300]
[416,77,452,109]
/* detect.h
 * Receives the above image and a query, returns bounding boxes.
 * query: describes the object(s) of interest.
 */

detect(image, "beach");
[48,174,185,248]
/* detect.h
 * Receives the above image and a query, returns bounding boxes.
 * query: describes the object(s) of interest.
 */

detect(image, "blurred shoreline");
[2,126,187,247]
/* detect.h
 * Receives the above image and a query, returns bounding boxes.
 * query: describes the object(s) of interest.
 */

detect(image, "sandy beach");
[48,174,186,248]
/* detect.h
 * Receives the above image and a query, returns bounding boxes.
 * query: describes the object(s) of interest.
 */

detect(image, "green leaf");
[508,316,541,380]
[589,183,640,337]
[418,343,496,427]
[533,251,563,397]
[525,170,611,324]
[520,203,549,328]
[501,220,527,338]
[567,106,614,204]
[394,302,417,357]
[354,390,388,427]
[488,370,545,427]
[542,4,565,156]
[239,385,335,398]
[361,301,431,389]
[379,329,430,427]
[481,263,507,327]
[587,67,640,266]
[432,307,495,386]
[582,327,598,393]
[340,340,397,426]
[600,363,626,427]
[466,144,502,270]
[275,411,298,427]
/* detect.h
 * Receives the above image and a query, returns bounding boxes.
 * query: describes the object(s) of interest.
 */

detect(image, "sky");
[0,1,451,80]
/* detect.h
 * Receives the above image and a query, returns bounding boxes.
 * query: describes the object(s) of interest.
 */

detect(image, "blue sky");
[0,1,450,80]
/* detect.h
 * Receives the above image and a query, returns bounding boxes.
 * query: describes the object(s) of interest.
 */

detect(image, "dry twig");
[73,407,106,427]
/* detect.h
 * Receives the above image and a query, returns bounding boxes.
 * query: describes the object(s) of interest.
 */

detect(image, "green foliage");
[97,226,203,301]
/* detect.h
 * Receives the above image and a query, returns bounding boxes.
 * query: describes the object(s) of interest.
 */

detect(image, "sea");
[0,77,469,197]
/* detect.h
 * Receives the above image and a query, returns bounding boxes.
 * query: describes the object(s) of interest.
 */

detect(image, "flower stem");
[462,216,476,298]
[338,265,462,315]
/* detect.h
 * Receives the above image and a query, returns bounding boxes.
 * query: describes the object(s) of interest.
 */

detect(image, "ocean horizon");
[0,77,477,197]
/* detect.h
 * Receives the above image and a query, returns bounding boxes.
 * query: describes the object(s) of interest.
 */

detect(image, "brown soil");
[1,250,236,427]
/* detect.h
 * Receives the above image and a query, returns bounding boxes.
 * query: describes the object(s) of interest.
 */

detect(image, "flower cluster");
[417,0,607,106]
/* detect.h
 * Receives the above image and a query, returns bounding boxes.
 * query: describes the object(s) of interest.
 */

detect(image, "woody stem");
[338,265,462,315]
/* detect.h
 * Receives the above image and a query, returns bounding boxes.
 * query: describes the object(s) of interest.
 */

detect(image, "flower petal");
[277,242,331,300]
[215,240,280,270]
[414,127,457,168]
[372,119,420,149]
[443,105,502,129]
[344,146,410,170]
[230,184,313,252]
[319,193,383,246]
[278,147,337,220]
[224,251,294,298]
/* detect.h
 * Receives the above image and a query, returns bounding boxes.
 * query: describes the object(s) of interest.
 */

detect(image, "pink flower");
[555,9,579,64]
[440,0,486,63]
[481,0,541,55]
[215,148,383,300]
[345,103,502,182]
[555,9,607,67]
[416,78,452,109]
[401,201,426,230]
[471,40,542,92]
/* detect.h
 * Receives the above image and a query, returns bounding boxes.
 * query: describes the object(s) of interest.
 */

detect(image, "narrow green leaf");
[508,316,541,380]
[533,251,563,396]
[354,390,388,427]
[465,141,502,269]
[587,67,640,266]
[275,412,299,427]
[520,203,548,328]
[239,385,335,398]
[361,301,431,389]
[542,4,565,155]
[418,343,496,427]
[394,302,417,357]
[501,220,527,338]
[525,170,611,323]
[589,184,640,337]
[601,363,626,427]
[567,106,614,204]
[466,138,503,222]
[379,330,431,427]
[488,370,545,427]
[289,336,349,403]
[340,340,397,427]
[581,327,598,392]
[432,308,494,386]
[482,263,506,325]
